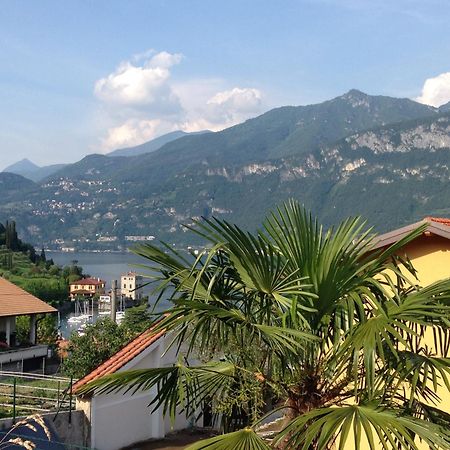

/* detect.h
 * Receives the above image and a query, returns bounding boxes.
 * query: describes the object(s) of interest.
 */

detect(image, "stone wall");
[0,410,90,448]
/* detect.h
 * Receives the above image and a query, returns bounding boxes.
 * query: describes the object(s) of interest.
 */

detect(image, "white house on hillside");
[73,327,194,450]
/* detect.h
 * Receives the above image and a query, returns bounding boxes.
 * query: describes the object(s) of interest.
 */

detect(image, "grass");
[0,375,72,417]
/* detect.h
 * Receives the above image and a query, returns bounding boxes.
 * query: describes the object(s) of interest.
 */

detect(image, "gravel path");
[122,430,215,450]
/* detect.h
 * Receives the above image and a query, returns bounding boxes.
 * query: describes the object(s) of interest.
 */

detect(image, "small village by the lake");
[2,2,450,450]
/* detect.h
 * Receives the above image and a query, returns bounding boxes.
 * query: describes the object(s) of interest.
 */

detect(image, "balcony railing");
[0,345,49,364]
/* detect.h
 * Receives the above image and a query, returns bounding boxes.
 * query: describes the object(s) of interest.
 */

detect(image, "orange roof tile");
[426,217,450,226]
[0,277,57,317]
[73,325,165,394]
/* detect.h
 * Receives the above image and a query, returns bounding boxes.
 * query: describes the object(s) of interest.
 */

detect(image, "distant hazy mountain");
[0,172,36,201]
[4,158,39,174]
[107,130,211,157]
[3,89,450,250]
[3,158,66,182]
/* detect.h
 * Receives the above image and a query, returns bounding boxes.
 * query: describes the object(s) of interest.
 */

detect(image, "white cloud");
[95,50,266,152]
[179,87,264,133]
[207,87,263,120]
[94,51,182,112]
[416,72,450,107]
[101,119,177,150]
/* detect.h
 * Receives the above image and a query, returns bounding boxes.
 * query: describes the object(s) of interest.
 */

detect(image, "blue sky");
[1,0,450,170]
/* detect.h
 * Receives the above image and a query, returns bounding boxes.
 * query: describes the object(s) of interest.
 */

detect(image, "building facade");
[120,272,143,300]
[74,329,192,450]
[69,277,106,299]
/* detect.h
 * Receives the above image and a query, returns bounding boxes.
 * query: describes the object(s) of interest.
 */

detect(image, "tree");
[81,200,450,450]
[121,305,153,339]
[37,314,59,347]
[63,318,127,379]
[5,220,19,251]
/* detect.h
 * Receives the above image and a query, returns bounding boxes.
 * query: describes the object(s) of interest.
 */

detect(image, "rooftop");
[0,277,57,317]
[73,324,165,394]
[69,277,105,286]
[372,217,450,250]
[426,217,450,226]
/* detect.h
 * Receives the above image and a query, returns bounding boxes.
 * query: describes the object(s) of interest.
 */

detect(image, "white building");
[74,329,193,450]
[120,272,144,300]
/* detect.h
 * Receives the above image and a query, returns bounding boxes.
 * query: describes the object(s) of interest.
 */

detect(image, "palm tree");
[81,200,450,450]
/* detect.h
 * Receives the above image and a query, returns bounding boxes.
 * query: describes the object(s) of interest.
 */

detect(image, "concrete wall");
[0,410,90,448]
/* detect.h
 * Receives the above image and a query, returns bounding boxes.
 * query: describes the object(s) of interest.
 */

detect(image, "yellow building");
[349,217,450,450]
[69,277,106,299]
[373,216,450,285]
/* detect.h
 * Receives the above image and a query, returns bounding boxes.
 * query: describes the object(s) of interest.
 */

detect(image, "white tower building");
[120,272,144,300]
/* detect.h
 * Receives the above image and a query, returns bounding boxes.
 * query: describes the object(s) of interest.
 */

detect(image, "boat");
[67,316,84,324]
[67,313,93,324]
[115,311,126,324]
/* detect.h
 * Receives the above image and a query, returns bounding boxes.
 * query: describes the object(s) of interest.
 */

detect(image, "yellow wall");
[395,234,450,286]
[344,234,450,450]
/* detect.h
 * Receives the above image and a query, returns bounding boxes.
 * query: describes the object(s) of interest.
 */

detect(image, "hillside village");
[3,2,450,448]
[3,91,450,252]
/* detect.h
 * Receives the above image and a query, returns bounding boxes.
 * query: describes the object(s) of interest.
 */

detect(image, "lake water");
[48,251,172,337]
[47,251,150,291]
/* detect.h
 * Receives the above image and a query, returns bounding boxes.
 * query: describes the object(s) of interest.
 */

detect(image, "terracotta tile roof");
[69,278,105,286]
[372,217,450,250]
[426,217,450,226]
[0,277,57,317]
[73,325,165,394]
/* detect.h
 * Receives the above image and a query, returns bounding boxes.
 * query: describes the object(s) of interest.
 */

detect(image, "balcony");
[0,344,49,365]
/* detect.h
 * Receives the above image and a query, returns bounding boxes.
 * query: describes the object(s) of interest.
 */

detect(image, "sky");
[1,0,450,170]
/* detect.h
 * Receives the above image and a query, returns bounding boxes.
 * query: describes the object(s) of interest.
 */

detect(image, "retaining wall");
[0,410,90,448]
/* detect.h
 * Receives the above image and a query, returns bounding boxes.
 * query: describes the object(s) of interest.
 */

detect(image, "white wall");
[86,336,192,450]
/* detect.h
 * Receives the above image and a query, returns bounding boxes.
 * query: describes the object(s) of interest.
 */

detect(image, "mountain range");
[2,130,208,182]
[2,89,450,250]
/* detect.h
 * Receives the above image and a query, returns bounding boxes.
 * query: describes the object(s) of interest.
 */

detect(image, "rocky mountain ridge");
[2,90,450,250]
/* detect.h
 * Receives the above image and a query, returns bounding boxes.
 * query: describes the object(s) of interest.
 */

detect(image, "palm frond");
[185,428,271,450]
[79,361,236,421]
[273,404,450,450]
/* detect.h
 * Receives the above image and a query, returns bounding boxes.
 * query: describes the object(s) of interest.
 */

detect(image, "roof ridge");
[425,216,450,224]
[73,320,165,394]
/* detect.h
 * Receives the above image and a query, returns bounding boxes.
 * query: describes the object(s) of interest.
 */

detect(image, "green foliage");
[0,221,83,305]
[62,318,128,379]
[62,306,157,379]
[37,314,59,347]
[83,201,450,450]
[15,314,58,347]
[15,316,31,345]
[121,305,153,338]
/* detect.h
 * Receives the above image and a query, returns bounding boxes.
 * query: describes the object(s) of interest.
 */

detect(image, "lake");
[48,251,172,337]
[47,251,150,291]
